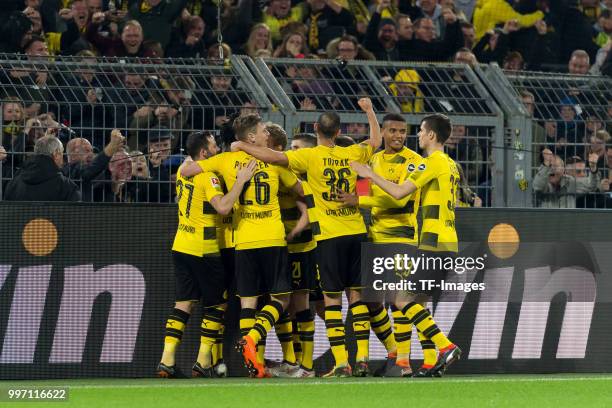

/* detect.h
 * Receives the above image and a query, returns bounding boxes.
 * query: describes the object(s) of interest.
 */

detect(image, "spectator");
[334,134,356,146]
[127,0,187,50]
[128,149,152,202]
[241,23,273,58]
[456,162,482,207]
[326,34,375,59]
[260,0,306,43]
[445,124,484,186]
[345,122,368,141]
[273,31,310,58]
[503,51,525,71]
[595,9,612,47]
[286,59,335,110]
[473,19,518,64]
[558,1,600,62]
[461,21,475,48]
[101,148,133,202]
[0,10,33,53]
[146,127,174,203]
[586,129,611,170]
[1,98,25,149]
[568,49,591,74]
[207,42,232,61]
[472,0,544,42]
[166,15,206,58]
[533,148,599,208]
[388,69,424,113]
[64,129,126,202]
[395,14,413,41]
[419,0,446,38]
[364,15,399,60]
[520,90,547,167]
[4,135,80,201]
[398,11,464,61]
[87,14,144,57]
[304,0,356,54]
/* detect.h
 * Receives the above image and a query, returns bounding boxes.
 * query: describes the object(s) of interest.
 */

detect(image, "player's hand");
[350,161,374,178]
[358,97,373,113]
[542,148,553,167]
[230,141,243,152]
[236,160,257,184]
[335,188,358,207]
[92,11,105,25]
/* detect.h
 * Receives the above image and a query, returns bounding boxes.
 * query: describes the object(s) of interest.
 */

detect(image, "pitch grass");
[2,374,612,408]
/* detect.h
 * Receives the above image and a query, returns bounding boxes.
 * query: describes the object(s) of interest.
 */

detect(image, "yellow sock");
[324,305,348,367]
[418,330,438,368]
[369,305,396,354]
[239,308,256,339]
[274,312,296,364]
[292,320,302,364]
[392,305,412,361]
[161,308,190,367]
[402,303,452,350]
[350,302,370,362]
[248,301,283,344]
[296,309,314,370]
[212,322,225,365]
[196,306,224,367]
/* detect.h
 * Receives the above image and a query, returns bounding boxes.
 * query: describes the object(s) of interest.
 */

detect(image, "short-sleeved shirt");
[285,143,374,241]
[407,150,459,252]
[172,167,224,256]
[365,147,422,245]
[197,151,298,250]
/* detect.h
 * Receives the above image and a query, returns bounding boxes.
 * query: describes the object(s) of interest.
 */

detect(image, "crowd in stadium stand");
[0,0,611,207]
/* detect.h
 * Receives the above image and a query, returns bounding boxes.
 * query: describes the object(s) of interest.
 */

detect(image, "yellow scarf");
[308,12,322,50]
[140,0,153,13]
[187,0,202,16]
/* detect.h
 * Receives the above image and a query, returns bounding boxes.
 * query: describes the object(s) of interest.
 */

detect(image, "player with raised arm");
[232,98,382,377]
[157,132,256,378]
[350,114,462,376]
[181,114,303,378]
[338,113,423,377]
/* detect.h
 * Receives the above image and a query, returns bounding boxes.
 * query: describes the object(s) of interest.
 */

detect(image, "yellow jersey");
[407,150,459,252]
[361,147,422,245]
[285,143,373,241]
[279,181,317,254]
[197,151,298,250]
[172,168,224,256]
[217,177,235,250]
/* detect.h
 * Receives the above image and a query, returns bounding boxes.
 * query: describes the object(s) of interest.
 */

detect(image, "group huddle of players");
[156,98,462,379]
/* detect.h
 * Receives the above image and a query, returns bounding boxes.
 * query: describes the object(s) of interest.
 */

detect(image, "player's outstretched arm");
[209,160,257,215]
[350,161,416,199]
[232,141,289,166]
[287,199,310,242]
[181,160,204,177]
[358,97,383,150]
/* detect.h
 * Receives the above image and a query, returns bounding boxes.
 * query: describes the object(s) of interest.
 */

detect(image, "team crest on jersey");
[407,163,416,172]
[418,163,426,171]
[210,177,221,188]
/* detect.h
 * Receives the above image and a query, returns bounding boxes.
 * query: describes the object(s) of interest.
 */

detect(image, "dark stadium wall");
[0,203,611,379]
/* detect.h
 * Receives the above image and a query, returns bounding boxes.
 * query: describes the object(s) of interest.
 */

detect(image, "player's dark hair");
[335,135,356,147]
[316,112,341,139]
[382,113,406,126]
[422,113,452,144]
[233,113,262,141]
[185,131,213,158]
[266,122,288,150]
[292,132,317,147]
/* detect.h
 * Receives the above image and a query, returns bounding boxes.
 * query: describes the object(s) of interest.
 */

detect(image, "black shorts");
[234,246,291,297]
[288,249,316,292]
[316,233,367,293]
[406,250,453,296]
[309,263,324,302]
[172,250,227,307]
[220,247,236,293]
